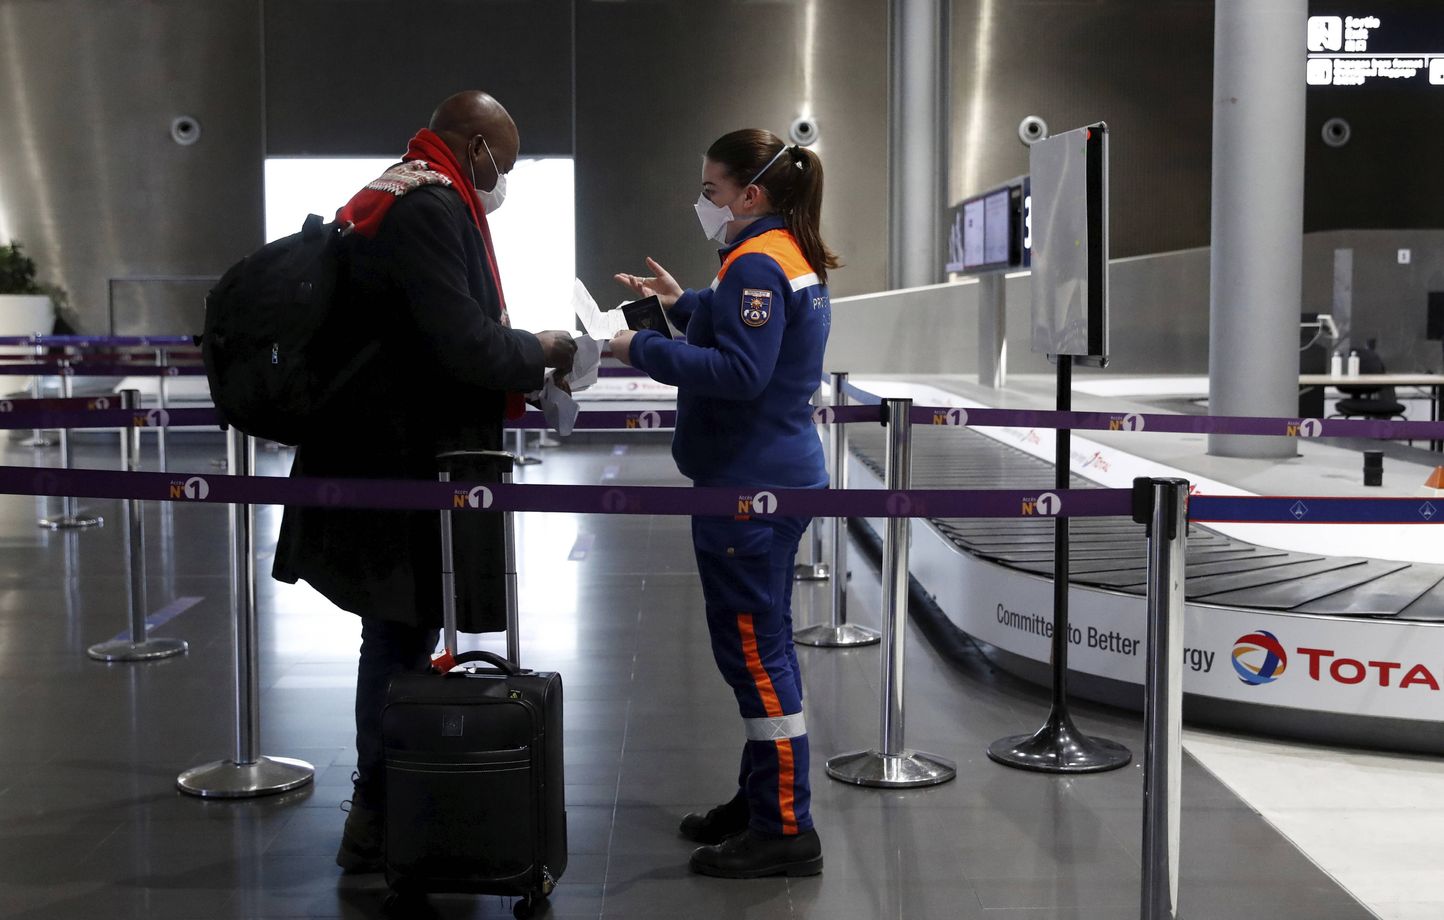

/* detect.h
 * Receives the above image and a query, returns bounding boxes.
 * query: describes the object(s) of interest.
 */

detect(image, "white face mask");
[470,138,508,215]
[693,192,734,242]
[693,145,790,242]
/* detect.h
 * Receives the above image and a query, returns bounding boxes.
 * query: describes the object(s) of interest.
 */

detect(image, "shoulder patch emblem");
[741,289,773,328]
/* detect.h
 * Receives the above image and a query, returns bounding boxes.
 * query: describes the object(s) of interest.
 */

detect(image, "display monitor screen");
[983,189,1011,267]
[1306,8,1444,89]
[961,199,985,270]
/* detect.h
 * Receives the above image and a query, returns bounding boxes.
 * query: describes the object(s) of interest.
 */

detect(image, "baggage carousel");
[845,422,1444,754]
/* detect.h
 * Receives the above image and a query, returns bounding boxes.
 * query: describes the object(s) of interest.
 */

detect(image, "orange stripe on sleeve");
[776,738,798,835]
[737,614,784,718]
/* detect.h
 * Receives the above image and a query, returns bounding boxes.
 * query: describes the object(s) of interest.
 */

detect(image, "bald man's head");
[430,90,519,192]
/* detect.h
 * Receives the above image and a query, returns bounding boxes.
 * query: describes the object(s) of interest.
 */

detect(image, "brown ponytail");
[705,129,841,284]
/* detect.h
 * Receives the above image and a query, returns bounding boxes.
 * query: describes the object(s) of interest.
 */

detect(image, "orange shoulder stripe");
[716,229,815,285]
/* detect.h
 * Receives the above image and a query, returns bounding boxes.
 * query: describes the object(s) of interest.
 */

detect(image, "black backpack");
[202,214,377,445]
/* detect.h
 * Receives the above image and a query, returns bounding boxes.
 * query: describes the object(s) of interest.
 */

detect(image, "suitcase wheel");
[514,892,550,919]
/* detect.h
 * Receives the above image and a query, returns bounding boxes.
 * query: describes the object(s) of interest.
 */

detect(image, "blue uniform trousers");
[692,514,813,837]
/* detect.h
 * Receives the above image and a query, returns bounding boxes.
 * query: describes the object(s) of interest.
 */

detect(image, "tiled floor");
[0,428,1379,918]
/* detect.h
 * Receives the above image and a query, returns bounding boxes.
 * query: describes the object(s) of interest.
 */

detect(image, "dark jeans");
[354,617,439,809]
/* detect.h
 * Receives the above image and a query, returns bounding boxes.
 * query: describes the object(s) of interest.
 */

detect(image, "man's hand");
[614,257,683,310]
[536,330,577,377]
[610,330,637,367]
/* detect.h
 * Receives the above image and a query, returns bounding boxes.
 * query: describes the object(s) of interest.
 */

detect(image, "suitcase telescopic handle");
[436,449,521,668]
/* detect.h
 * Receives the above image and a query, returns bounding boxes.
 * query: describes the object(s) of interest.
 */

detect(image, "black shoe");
[679,792,750,845]
[689,827,823,879]
[336,798,384,873]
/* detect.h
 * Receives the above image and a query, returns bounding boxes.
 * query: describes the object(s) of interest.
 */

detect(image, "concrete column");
[977,273,1007,387]
[1208,0,1308,458]
[888,0,948,289]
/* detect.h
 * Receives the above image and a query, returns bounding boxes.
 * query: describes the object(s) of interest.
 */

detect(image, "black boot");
[689,827,823,879]
[678,791,750,845]
[336,798,385,873]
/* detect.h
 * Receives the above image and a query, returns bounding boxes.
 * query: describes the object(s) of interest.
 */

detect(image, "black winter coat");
[272,185,545,631]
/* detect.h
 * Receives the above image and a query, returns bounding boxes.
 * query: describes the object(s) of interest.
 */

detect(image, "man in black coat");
[271,90,576,872]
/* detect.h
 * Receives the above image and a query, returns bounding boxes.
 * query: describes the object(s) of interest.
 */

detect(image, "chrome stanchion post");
[1139,478,1187,920]
[797,372,879,648]
[20,338,56,448]
[794,385,830,581]
[794,520,829,581]
[154,347,169,471]
[512,426,541,466]
[38,356,102,529]
[826,397,955,787]
[178,428,313,797]
[88,390,187,662]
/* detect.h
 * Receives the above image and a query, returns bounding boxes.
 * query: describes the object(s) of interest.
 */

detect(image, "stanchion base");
[38,514,103,530]
[793,562,830,581]
[87,637,188,662]
[514,454,542,466]
[794,623,881,648]
[176,755,315,799]
[826,749,957,788]
[19,435,56,448]
[987,714,1132,774]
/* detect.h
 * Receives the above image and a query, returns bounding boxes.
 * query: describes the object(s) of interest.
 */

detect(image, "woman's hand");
[610,330,637,367]
[614,257,683,310]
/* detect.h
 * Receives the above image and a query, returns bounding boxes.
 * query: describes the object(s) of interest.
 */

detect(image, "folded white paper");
[540,373,580,437]
[572,278,628,338]
[567,334,602,390]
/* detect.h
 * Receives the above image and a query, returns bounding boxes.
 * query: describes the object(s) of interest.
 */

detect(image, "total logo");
[812,406,835,426]
[169,477,210,500]
[452,486,493,509]
[1021,492,1062,516]
[144,408,170,428]
[1232,631,1288,685]
[88,397,111,411]
[1232,631,1441,691]
[626,410,662,430]
[0,400,11,413]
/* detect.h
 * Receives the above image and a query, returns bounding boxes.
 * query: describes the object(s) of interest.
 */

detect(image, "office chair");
[1332,345,1407,423]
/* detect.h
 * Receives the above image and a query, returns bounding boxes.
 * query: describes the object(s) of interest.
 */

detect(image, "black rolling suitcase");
[382,450,566,919]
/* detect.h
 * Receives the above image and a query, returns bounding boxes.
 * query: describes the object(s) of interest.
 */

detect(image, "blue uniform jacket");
[630,215,830,489]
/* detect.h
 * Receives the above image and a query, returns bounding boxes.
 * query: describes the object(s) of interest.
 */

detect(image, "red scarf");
[338,129,524,418]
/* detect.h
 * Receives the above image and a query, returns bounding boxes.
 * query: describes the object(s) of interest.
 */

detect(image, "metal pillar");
[87,390,187,662]
[38,359,102,529]
[977,273,1007,388]
[987,356,1131,772]
[1207,0,1307,459]
[1137,478,1188,920]
[888,0,948,289]
[826,397,955,787]
[797,372,879,648]
[177,428,313,797]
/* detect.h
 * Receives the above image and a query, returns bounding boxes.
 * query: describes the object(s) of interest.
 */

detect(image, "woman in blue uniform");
[610,128,837,879]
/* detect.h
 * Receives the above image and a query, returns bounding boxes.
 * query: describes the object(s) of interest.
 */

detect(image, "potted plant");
[0,240,61,336]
